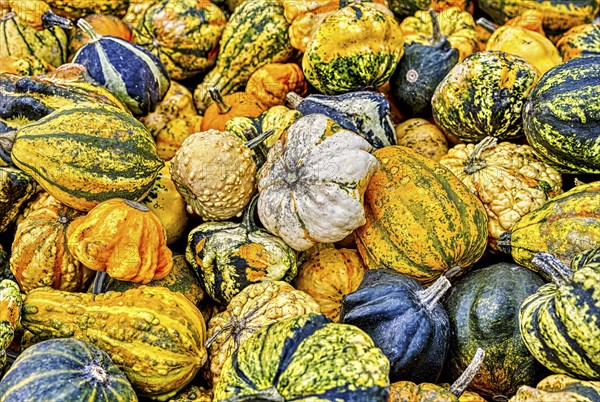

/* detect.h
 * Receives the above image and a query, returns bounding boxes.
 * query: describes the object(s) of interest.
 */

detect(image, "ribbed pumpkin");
[395,118,449,161]
[519,249,600,380]
[72,19,170,116]
[245,63,308,108]
[432,51,539,143]
[206,281,320,384]
[67,198,173,284]
[68,13,133,58]
[0,338,137,402]
[498,181,600,279]
[439,138,563,250]
[556,23,600,61]
[10,195,94,293]
[10,103,164,212]
[20,286,207,400]
[522,56,600,174]
[133,0,227,80]
[0,167,37,233]
[302,2,404,95]
[200,88,268,132]
[444,262,546,398]
[293,247,367,322]
[354,146,488,283]
[213,313,390,401]
[193,0,295,112]
[0,14,68,67]
[509,374,600,401]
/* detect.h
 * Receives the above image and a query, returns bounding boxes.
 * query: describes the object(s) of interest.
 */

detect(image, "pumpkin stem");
[476,17,498,34]
[286,92,303,109]
[418,275,451,311]
[428,9,443,45]
[449,348,486,397]
[76,18,102,43]
[246,129,274,150]
[464,137,497,175]
[222,387,285,402]
[242,195,259,232]
[209,87,231,114]
[0,131,16,166]
[124,199,150,212]
[531,253,573,286]
[41,9,72,29]
[242,127,271,167]
[91,271,110,295]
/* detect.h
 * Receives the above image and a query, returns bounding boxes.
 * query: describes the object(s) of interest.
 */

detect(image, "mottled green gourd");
[0,167,37,233]
[186,197,298,305]
[0,279,22,369]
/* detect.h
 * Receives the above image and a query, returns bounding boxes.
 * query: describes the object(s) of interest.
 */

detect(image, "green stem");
[124,199,150,212]
[463,137,497,175]
[531,253,573,287]
[449,348,486,397]
[41,9,72,29]
[92,271,109,295]
[476,17,498,34]
[76,18,102,43]
[418,275,451,311]
[246,128,274,150]
[209,87,231,114]
[428,9,443,45]
[242,195,259,232]
[286,92,303,109]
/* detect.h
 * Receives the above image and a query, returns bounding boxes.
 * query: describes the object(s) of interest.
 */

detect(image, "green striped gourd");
[11,103,164,212]
[193,0,295,112]
[0,167,37,233]
[519,248,600,380]
[522,56,600,174]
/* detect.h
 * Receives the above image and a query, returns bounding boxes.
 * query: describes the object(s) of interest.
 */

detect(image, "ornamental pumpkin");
[387,0,474,20]
[0,167,37,233]
[400,7,478,62]
[355,146,488,283]
[200,88,268,132]
[341,269,452,383]
[193,0,295,112]
[439,137,563,250]
[72,18,170,117]
[0,0,72,30]
[10,103,164,211]
[213,313,390,401]
[133,0,227,80]
[556,23,600,61]
[186,197,298,305]
[287,91,396,149]
[522,56,600,174]
[444,262,546,398]
[509,374,600,401]
[486,26,562,75]
[44,0,129,20]
[20,286,207,400]
[432,51,539,143]
[68,13,133,58]
[170,129,263,221]
[0,279,22,369]
[206,281,320,384]
[10,196,94,293]
[302,2,404,95]
[0,14,68,67]
[519,249,600,380]
[66,198,173,284]
[395,118,449,161]
[245,63,307,108]
[0,55,51,75]
[498,181,600,278]
[0,338,137,402]
[293,247,367,322]
[257,114,379,251]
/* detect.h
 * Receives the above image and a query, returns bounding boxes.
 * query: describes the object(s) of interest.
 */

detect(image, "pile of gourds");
[0,0,599,400]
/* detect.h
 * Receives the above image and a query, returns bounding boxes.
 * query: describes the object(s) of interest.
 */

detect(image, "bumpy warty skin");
[170,129,256,221]
[440,141,563,249]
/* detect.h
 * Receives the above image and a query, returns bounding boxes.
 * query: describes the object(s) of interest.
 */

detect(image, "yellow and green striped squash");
[519,248,600,380]
[11,103,164,212]
[354,146,488,284]
[193,0,295,112]
[498,181,600,278]
[0,14,68,68]
[510,374,600,402]
[134,0,227,80]
[522,56,600,174]
[432,50,539,143]
[213,313,390,401]
[45,0,129,19]
[302,2,404,95]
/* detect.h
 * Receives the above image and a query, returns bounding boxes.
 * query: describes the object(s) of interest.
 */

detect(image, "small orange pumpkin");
[200,88,267,132]
[66,198,173,283]
[245,63,308,108]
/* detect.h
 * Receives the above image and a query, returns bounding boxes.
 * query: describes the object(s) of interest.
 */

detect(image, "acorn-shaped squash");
[302,2,404,95]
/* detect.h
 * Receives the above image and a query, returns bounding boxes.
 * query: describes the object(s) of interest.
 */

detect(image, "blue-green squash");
[340,269,452,384]
[213,313,390,401]
[519,249,600,380]
[0,338,137,401]
[444,262,546,399]
[522,56,600,174]
[72,19,170,117]
[0,166,37,233]
[432,50,539,143]
[287,91,396,149]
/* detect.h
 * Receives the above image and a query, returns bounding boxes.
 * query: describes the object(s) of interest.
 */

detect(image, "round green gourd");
[444,262,546,399]
[0,338,137,401]
[213,313,390,401]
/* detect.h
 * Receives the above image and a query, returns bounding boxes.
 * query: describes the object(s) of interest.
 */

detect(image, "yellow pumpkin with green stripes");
[302,2,404,95]
[510,374,600,401]
[11,103,164,212]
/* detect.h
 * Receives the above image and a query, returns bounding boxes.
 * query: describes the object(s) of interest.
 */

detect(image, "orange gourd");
[200,88,267,132]
[245,63,308,108]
